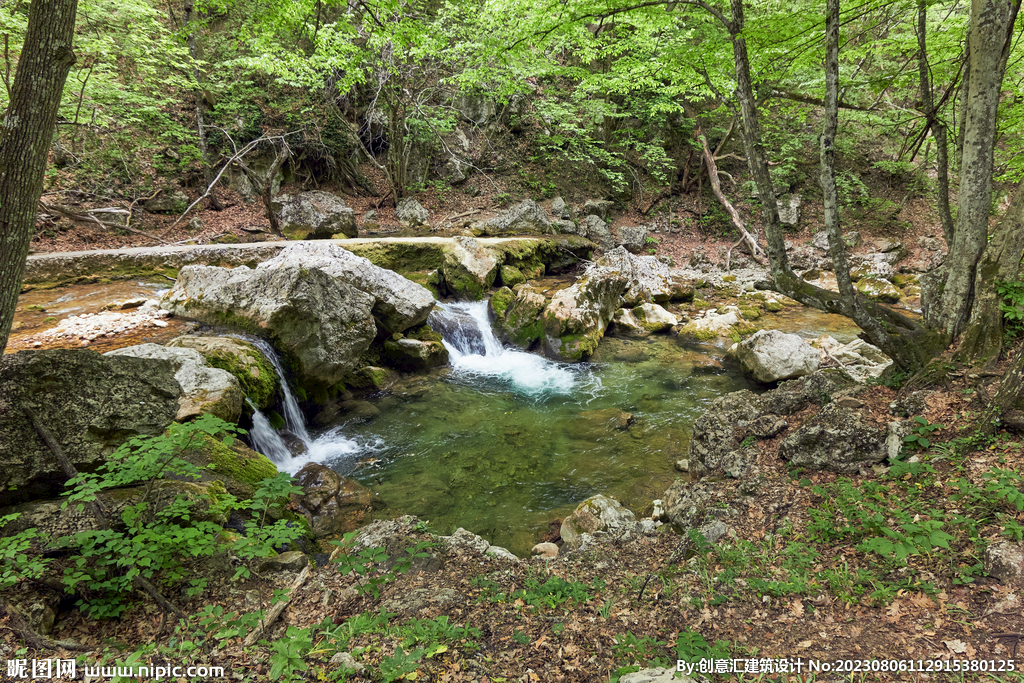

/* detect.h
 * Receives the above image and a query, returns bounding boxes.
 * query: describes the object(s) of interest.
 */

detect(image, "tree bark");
[955,181,1024,364]
[727,0,791,282]
[925,0,1017,345]
[0,0,78,355]
[917,0,955,244]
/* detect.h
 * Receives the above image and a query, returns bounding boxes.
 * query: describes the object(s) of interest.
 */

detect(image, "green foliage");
[903,416,945,452]
[331,532,434,600]
[269,625,312,680]
[511,576,603,610]
[56,415,303,618]
[997,280,1024,339]
[0,515,50,591]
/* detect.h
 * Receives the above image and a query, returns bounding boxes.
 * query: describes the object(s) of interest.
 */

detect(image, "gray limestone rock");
[735,329,820,383]
[271,190,356,240]
[0,350,180,504]
[560,494,638,549]
[780,402,888,472]
[396,197,430,226]
[478,199,552,235]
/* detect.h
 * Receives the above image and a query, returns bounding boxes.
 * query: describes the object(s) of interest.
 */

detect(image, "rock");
[499,264,527,288]
[441,528,516,560]
[560,494,637,549]
[541,264,627,361]
[581,214,614,250]
[271,191,356,240]
[490,285,547,348]
[144,188,189,214]
[620,668,697,683]
[582,199,614,219]
[855,277,901,303]
[176,432,279,499]
[162,264,376,389]
[616,225,648,253]
[686,391,763,477]
[550,197,572,220]
[0,350,181,504]
[612,303,678,337]
[663,479,734,530]
[531,542,558,559]
[168,336,280,409]
[777,194,801,226]
[985,541,1024,586]
[779,402,888,472]
[788,244,829,271]
[383,337,449,371]
[873,238,908,258]
[329,652,365,674]
[294,463,385,537]
[396,197,429,226]
[675,306,755,343]
[259,550,308,573]
[259,242,436,333]
[735,329,820,383]
[551,218,580,236]
[811,231,830,252]
[849,252,900,280]
[478,199,552,235]
[442,235,499,299]
[597,247,692,305]
[360,210,379,231]
[106,344,243,423]
[382,587,465,616]
[918,235,945,252]
[830,339,893,382]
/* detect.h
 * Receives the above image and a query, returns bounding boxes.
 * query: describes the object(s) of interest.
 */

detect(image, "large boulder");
[541,265,627,361]
[168,336,280,409]
[383,337,449,371]
[675,306,755,343]
[162,264,377,388]
[259,242,435,333]
[855,277,902,303]
[735,329,820,383]
[477,199,552,235]
[560,494,637,549]
[581,214,614,250]
[106,344,244,423]
[0,350,181,504]
[490,285,547,348]
[442,236,499,300]
[779,402,888,472]
[616,225,648,253]
[271,190,356,240]
[396,197,429,226]
[849,252,899,280]
[597,247,692,305]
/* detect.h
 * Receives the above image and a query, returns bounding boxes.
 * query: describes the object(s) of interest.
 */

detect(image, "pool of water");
[269,302,771,556]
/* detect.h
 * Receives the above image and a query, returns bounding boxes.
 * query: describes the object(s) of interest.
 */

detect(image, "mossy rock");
[490,287,515,319]
[721,275,737,282]
[178,433,279,499]
[346,366,395,390]
[737,306,762,321]
[169,336,279,409]
[405,323,443,343]
[764,300,785,312]
[500,265,527,288]
[692,298,711,309]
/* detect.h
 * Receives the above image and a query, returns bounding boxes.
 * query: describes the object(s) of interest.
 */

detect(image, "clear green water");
[323,331,759,557]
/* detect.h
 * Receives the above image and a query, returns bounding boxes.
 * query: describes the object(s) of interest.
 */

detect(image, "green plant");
[510,576,603,610]
[331,534,434,600]
[997,280,1024,338]
[0,515,51,590]
[903,416,945,452]
[268,625,312,680]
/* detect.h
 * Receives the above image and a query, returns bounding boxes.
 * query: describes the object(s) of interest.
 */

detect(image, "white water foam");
[428,301,602,399]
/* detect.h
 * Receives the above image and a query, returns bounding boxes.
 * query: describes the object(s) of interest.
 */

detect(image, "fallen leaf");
[944,639,968,654]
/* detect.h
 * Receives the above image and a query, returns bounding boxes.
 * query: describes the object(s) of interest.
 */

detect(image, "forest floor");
[6,175,1023,681]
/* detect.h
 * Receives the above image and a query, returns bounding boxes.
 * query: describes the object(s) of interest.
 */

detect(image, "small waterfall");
[241,337,364,473]
[427,301,598,397]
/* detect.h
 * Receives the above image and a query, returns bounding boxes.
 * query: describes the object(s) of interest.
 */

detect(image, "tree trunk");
[917,0,954,244]
[0,0,78,355]
[727,0,791,281]
[988,343,1024,432]
[955,180,1024,364]
[925,0,1016,345]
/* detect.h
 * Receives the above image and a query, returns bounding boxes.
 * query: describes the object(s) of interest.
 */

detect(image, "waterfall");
[242,337,364,473]
[427,301,597,397]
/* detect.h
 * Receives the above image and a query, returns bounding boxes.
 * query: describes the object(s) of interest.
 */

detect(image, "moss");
[177,434,279,499]
[406,323,443,342]
[738,306,761,321]
[764,300,784,312]
[269,411,285,430]
[490,287,515,319]
[199,343,279,409]
[692,298,711,308]
[345,242,446,272]
[721,275,737,282]
[500,265,527,288]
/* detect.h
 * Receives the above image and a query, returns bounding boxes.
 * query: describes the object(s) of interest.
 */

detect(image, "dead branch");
[0,597,91,652]
[39,201,171,245]
[241,565,311,647]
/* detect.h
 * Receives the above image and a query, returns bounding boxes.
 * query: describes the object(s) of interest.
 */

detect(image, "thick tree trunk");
[925,0,1016,344]
[955,181,1024,363]
[917,0,955,244]
[988,344,1024,431]
[0,0,78,355]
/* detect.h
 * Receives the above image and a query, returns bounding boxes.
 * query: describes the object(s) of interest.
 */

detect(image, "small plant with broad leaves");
[903,416,944,452]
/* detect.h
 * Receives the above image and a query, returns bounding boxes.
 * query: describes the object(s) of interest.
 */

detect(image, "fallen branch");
[0,597,90,652]
[241,564,311,647]
[40,201,171,245]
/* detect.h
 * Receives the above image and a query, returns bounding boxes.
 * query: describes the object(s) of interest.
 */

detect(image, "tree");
[0,0,79,355]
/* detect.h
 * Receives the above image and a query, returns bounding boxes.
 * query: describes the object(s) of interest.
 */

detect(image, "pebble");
[25,299,173,346]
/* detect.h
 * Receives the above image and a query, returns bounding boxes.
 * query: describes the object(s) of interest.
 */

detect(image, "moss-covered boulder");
[499,265,526,288]
[541,265,627,361]
[490,285,547,348]
[178,433,279,499]
[611,303,678,337]
[383,337,450,372]
[293,463,386,537]
[441,236,498,300]
[169,336,279,409]
[855,277,902,303]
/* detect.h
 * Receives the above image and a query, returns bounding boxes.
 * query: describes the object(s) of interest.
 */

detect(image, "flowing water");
[251,302,776,556]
